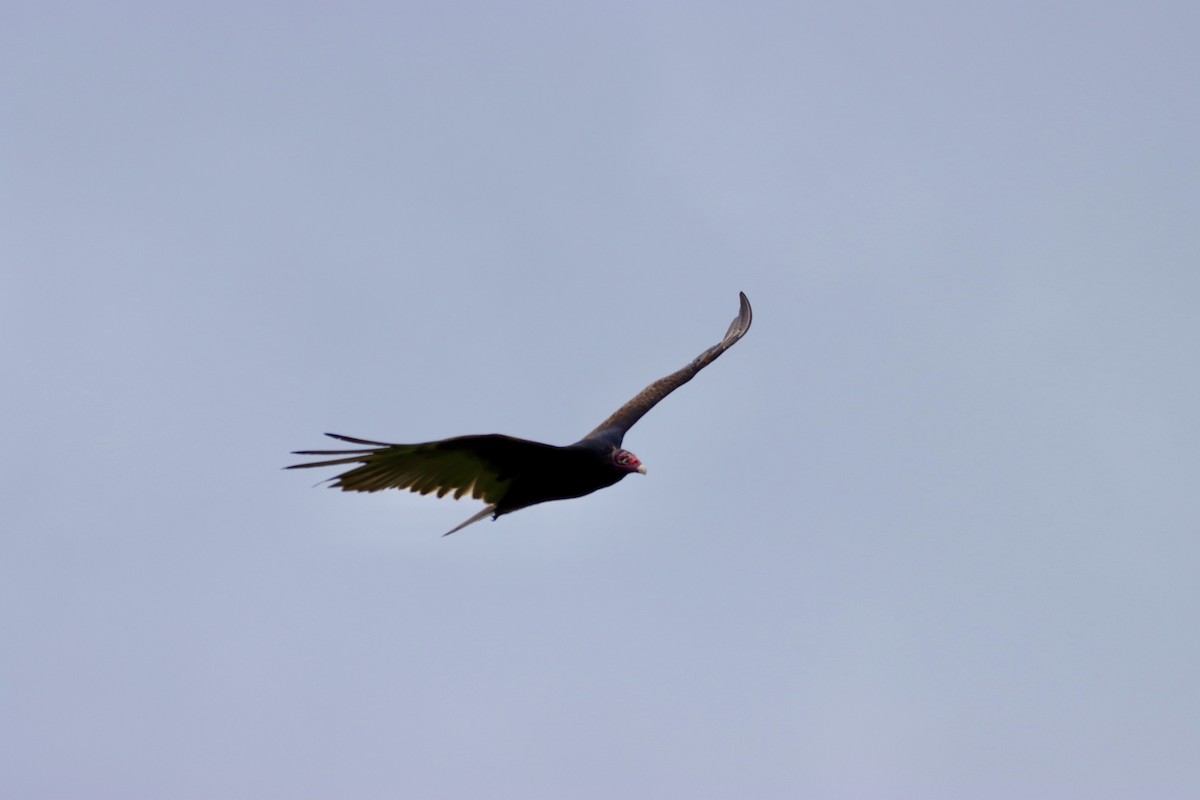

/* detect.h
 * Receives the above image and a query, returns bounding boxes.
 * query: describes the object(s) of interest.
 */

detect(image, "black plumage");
[288,292,752,534]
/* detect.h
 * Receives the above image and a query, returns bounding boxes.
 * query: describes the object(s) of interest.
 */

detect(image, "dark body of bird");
[288,292,752,535]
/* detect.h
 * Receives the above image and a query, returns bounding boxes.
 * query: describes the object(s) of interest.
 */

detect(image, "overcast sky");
[3,2,1198,798]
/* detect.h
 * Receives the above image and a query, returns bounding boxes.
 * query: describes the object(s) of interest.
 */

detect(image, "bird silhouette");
[288,292,752,535]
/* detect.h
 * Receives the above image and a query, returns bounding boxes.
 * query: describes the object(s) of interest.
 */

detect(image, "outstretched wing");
[286,433,560,503]
[585,292,752,442]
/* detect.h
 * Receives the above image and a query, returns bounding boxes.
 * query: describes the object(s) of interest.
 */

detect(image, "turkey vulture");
[288,292,752,535]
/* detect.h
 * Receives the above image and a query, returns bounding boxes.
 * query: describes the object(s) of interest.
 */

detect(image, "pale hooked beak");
[636,463,648,475]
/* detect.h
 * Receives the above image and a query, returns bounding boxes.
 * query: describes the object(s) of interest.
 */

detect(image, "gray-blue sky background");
[3,2,1197,797]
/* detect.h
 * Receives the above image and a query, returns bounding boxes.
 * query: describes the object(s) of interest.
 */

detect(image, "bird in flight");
[288,292,752,535]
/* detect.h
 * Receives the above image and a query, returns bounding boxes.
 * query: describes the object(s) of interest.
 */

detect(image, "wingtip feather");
[443,505,497,536]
